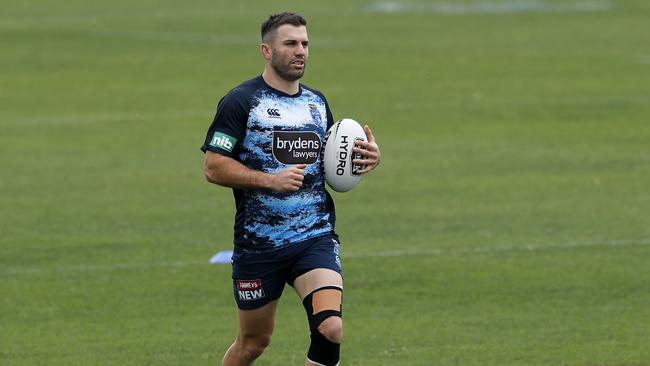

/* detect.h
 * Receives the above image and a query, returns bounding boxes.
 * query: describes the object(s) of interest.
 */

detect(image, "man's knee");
[303,286,343,366]
[239,335,271,361]
[318,316,343,344]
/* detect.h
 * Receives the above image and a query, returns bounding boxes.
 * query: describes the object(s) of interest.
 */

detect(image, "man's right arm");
[203,151,305,193]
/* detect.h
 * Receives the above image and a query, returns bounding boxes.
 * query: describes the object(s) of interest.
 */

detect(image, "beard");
[271,55,306,82]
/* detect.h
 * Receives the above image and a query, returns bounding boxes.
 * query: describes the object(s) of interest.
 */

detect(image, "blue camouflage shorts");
[231,234,342,310]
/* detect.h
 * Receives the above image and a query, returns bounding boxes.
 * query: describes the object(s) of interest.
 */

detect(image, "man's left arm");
[352,125,381,174]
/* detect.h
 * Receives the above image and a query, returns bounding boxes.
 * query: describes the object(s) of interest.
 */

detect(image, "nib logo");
[209,131,237,153]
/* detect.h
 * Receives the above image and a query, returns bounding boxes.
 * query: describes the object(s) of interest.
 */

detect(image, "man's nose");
[296,44,306,55]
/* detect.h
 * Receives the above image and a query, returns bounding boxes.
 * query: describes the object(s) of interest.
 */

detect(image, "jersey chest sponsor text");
[272,131,321,164]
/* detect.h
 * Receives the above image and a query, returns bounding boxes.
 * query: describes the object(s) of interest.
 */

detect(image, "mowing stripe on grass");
[2,110,207,127]
[6,93,647,128]
[93,30,256,46]
[91,30,354,49]
[3,237,650,276]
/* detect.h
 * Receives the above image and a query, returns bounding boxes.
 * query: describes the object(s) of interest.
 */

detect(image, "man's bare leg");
[222,300,278,366]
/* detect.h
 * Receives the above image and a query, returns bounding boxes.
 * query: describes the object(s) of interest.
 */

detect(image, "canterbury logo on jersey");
[267,108,281,118]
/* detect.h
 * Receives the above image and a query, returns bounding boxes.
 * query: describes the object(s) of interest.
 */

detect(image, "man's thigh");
[289,235,343,299]
[293,268,342,300]
[237,299,279,340]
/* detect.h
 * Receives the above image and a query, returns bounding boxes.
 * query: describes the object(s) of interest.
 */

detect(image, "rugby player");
[201,12,380,366]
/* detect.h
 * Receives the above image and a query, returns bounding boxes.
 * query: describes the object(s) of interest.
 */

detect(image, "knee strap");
[302,286,342,366]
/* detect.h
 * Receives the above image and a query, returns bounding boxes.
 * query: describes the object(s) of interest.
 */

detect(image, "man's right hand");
[269,164,306,192]
[204,151,306,192]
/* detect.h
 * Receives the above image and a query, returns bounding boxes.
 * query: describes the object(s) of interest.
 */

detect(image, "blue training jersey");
[201,76,336,251]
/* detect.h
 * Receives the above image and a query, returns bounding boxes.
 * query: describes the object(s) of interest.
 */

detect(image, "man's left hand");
[352,124,381,174]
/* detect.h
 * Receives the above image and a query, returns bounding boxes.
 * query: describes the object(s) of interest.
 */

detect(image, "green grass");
[2,0,650,365]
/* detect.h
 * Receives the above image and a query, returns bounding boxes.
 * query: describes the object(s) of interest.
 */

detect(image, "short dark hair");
[261,12,307,42]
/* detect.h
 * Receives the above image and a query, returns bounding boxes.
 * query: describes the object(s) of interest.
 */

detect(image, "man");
[201,12,380,366]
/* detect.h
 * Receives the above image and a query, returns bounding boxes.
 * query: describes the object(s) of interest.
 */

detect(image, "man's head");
[261,12,307,43]
[260,13,309,82]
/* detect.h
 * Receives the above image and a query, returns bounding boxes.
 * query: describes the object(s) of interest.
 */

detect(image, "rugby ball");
[322,118,366,192]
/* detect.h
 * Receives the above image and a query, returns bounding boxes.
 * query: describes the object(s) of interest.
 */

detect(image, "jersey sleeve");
[324,98,335,129]
[200,89,250,157]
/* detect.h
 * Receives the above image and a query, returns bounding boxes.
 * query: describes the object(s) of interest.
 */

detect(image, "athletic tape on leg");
[303,286,342,366]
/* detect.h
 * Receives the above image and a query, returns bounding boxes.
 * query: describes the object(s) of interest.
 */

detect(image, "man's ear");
[260,43,272,60]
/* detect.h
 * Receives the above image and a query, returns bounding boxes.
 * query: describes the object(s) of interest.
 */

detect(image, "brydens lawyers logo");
[236,279,266,301]
[272,131,321,164]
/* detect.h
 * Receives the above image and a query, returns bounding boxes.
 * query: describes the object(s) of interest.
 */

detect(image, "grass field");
[2,0,650,365]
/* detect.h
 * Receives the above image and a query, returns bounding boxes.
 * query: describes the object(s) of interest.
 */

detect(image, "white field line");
[390,95,650,111]
[364,0,614,14]
[2,260,207,276]
[346,238,650,258]
[3,237,650,276]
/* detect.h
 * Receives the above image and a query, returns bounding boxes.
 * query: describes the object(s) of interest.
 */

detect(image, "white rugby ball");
[323,118,366,192]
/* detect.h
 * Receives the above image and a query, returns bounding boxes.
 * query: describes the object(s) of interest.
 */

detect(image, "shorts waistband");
[234,232,338,255]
